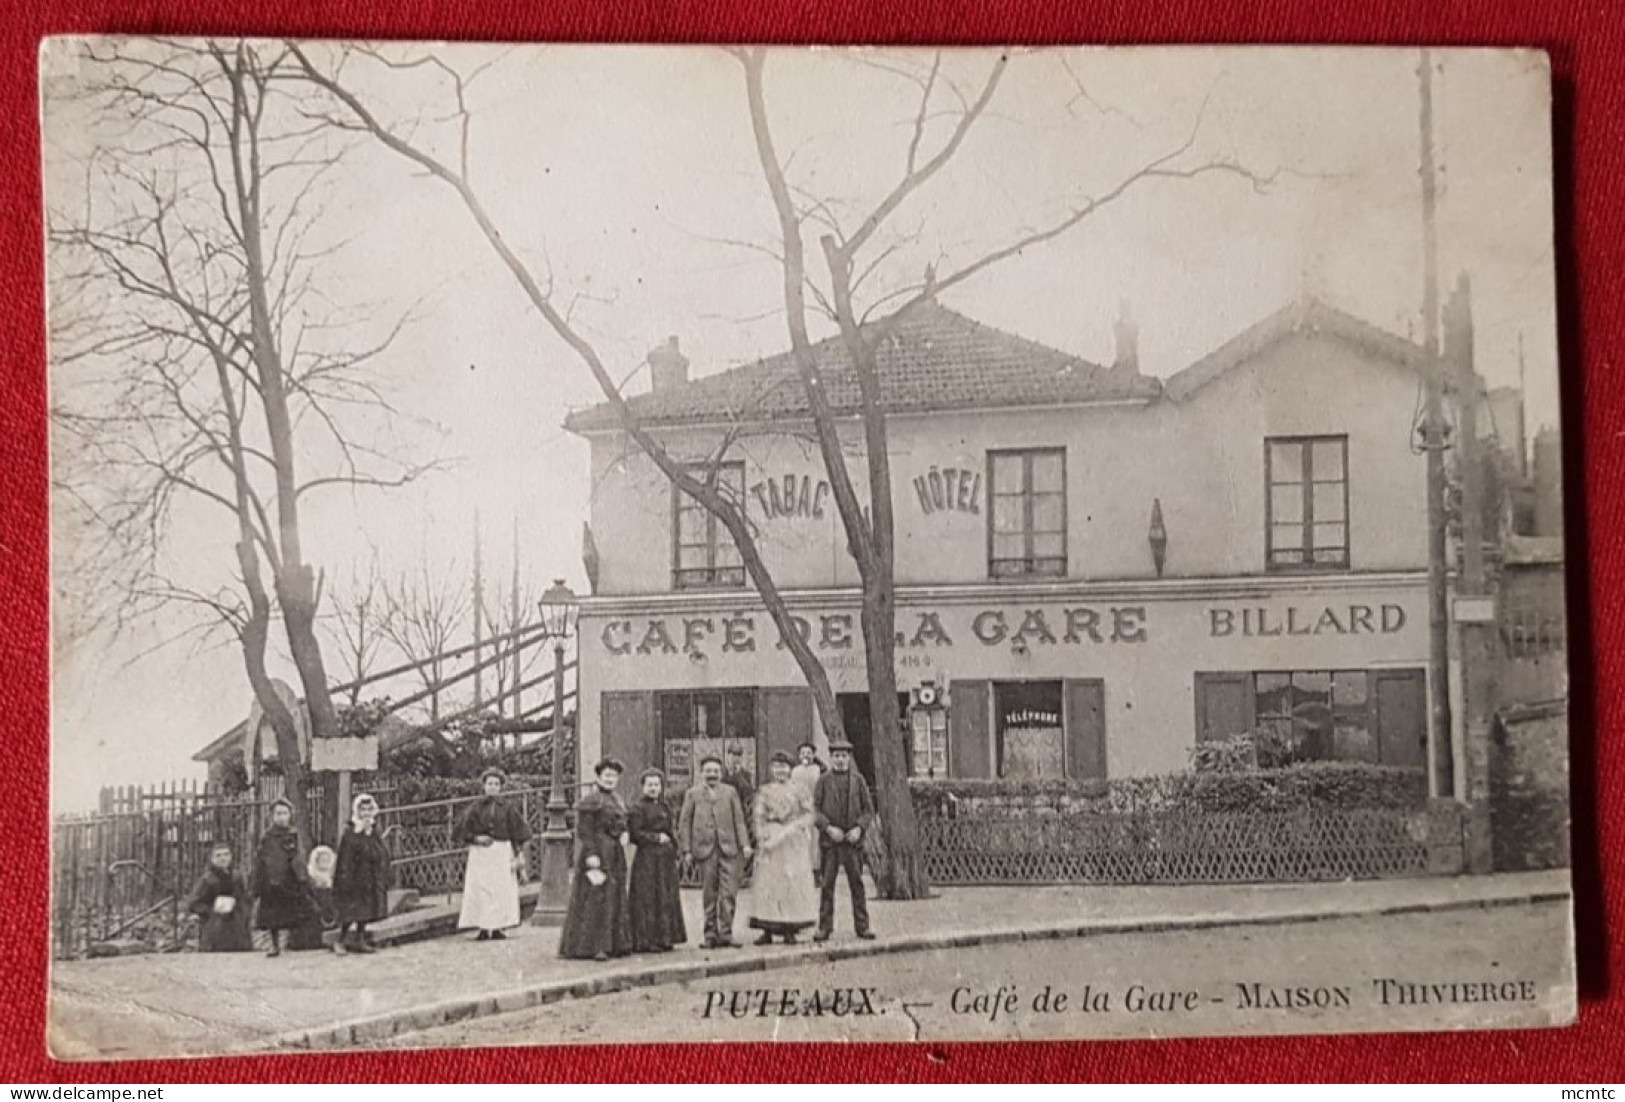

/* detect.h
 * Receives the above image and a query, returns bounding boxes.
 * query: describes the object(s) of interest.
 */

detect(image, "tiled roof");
[563,300,1160,432]
[1164,298,1431,402]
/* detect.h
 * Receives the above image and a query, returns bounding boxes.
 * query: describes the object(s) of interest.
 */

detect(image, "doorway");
[836,692,911,785]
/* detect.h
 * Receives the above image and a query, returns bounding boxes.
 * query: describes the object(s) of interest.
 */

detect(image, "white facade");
[568,302,1452,794]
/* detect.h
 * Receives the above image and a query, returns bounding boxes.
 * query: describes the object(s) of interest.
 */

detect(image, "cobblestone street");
[47,871,1569,1059]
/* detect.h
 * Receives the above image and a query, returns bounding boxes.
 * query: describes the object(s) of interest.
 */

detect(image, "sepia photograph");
[42,40,1574,1059]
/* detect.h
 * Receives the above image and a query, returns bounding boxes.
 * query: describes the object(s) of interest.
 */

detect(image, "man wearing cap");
[812,740,876,941]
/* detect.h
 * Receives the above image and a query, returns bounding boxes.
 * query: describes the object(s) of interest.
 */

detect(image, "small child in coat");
[185,842,253,953]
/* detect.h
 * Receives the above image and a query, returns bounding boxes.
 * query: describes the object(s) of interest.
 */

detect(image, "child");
[184,842,252,953]
[287,845,338,951]
[250,798,310,958]
[333,793,390,954]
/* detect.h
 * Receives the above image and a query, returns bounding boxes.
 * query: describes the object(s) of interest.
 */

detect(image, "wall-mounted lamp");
[1148,498,1168,578]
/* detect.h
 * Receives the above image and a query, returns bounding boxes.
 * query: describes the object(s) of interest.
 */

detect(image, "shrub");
[910,761,1428,818]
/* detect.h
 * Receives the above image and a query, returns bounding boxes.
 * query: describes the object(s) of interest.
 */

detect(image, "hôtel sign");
[597,600,1410,660]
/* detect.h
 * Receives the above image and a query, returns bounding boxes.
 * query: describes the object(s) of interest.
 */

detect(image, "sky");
[42,44,1559,812]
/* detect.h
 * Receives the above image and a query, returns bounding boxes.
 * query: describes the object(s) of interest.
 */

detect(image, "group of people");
[551,737,876,960]
[184,793,394,956]
[186,737,878,961]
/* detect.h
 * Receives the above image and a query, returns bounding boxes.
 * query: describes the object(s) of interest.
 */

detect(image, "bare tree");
[325,553,387,709]
[292,44,1270,896]
[378,559,472,722]
[46,39,444,843]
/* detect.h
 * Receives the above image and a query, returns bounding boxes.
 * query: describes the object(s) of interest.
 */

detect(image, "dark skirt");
[287,886,338,951]
[558,848,631,960]
[627,843,686,952]
[254,884,310,931]
[199,908,254,952]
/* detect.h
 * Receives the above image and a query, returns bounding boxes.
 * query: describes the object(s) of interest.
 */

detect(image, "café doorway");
[836,692,911,785]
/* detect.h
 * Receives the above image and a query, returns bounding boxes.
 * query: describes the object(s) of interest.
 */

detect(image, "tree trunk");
[859,580,929,899]
[237,541,315,851]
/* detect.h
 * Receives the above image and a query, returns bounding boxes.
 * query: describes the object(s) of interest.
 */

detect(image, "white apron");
[458,840,521,930]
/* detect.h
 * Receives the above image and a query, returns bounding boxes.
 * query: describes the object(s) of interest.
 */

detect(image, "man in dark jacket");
[812,740,875,941]
[723,744,757,846]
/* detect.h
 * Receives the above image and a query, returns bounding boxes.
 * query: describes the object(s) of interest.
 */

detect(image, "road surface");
[384,899,1574,1048]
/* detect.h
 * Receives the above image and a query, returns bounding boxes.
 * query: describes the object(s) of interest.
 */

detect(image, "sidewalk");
[47,869,1569,1061]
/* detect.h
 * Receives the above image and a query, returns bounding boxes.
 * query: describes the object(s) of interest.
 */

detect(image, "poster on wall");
[43,39,1573,1058]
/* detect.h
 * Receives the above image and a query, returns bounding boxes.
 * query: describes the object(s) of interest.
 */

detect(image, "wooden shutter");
[1064,679,1107,780]
[1374,668,1427,769]
[600,691,657,782]
[948,680,992,779]
[1193,672,1255,741]
[758,687,815,779]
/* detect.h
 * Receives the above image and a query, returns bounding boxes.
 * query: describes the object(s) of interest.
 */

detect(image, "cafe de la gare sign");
[595,599,1413,660]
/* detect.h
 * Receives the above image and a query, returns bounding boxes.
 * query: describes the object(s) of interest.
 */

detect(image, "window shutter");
[1064,679,1107,780]
[1193,672,1255,741]
[948,680,992,779]
[758,687,816,780]
[600,691,657,782]
[1373,668,1427,769]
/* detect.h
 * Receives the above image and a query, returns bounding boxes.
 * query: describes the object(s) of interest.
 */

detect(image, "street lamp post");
[531,578,579,927]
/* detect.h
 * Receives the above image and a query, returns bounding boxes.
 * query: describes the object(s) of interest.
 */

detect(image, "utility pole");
[1449,274,1496,870]
[511,516,522,723]
[473,511,484,714]
[1418,47,1455,801]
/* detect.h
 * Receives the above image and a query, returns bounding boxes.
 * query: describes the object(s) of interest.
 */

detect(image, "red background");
[3,0,1620,1083]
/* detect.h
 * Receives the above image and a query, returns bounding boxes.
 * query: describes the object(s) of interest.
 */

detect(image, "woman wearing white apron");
[457,767,533,940]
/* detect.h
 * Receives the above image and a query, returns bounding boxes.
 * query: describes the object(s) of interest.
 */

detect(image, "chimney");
[1111,301,1140,375]
[648,336,689,393]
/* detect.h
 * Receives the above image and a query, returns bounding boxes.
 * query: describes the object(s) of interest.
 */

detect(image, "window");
[994,681,1065,779]
[1194,667,1426,768]
[673,462,746,589]
[1254,670,1373,763]
[989,448,1066,577]
[910,708,948,778]
[1266,436,1349,570]
[657,689,757,794]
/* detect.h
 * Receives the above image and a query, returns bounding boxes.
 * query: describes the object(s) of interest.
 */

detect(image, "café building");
[563,299,1458,796]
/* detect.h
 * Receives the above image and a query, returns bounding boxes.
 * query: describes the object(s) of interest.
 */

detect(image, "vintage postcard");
[43,40,1574,1058]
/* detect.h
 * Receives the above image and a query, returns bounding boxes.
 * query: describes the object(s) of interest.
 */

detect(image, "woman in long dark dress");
[558,758,632,961]
[186,842,253,952]
[250,798,309,957]
[333,792,390,954]
[626,769,686,953]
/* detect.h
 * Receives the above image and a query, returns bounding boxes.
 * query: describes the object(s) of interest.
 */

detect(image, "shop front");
[577,572,1436,796]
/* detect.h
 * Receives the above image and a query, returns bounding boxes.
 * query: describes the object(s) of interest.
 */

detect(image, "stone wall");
[1489,701,1571,871]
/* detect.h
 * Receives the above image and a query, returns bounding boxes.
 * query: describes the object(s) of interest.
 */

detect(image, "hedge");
[910,762,1429,817]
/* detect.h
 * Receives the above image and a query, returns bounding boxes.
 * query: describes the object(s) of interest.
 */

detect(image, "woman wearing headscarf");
[626,768,686,953]
[748,751,819,945]
[558,758,632,961]
[333,792,390,954]
[457,766,533,941]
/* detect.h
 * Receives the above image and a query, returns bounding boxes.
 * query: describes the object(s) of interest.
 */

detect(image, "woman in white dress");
[749,752,819,945]
[456,767,532,940]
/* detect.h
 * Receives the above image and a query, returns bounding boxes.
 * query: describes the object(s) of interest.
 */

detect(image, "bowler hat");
[828,739,855,753]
